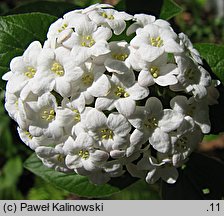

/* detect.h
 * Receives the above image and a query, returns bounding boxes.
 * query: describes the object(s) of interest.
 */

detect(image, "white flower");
[95,73,149,116]
[18,127,39,150]
[170,55,211,100]
[2,41,42,94]
[17,127,61,150]
[88,160,125,184]
[63,18,112,65]
[178,33,203,64]
[22,92,64,140]
[170,116,203,166]
[128,97,184,153]
[127,14,170,35]
[130,23,183,62]
[170,95,211,133]
[138,152,179,184]
[35,144,71,172]
[104,41,132,74]
[56,97,92,134]
[47,13,86,48]
[4,92,28,129]
[72,62,111,103]
[71,3,114,14]
[88,8,133,35]
[27,46,82,97]
[83,108,131,156]
[64,134,109,173]
[138,53,179,87]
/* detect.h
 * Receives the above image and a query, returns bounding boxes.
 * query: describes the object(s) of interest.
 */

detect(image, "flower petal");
[85,109,107,130]
[107,113,131,136]
[115,97,135,117]
[138,70,154,87]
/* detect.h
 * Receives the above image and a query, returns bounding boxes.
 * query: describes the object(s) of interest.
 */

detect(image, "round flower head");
[2,3,218,185]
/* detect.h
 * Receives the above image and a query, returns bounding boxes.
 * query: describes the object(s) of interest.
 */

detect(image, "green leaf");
[1,157,23,187]
[24,154,123,198]
[115,0,127,11]
[194,43,224,84]
[203,134,219,142]
[0,13,57,88]
[160,0,183,20]
[27,177,69,200]
[109,180,160,200]
[6,1,78,17]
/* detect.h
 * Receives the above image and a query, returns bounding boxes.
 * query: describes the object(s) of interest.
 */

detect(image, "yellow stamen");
[51,62,64,76]
[150,36,163,47]
[58,23,68,33]
[112,53,128,61]
[24,67,36,78]
[41,108,55,122]
[144,117,158,128]
[57,154,64,162]
[101,12,114,20]
[73,109,81,122]
[81,74,94,85]
[100,128,114,139]
[114,86,129,98]
[81,35,95,47]
[79,150,89,160]
[25,131,33,139]
[150,66,160,78]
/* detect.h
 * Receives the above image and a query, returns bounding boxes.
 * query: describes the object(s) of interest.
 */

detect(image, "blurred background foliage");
[0,0,223,200]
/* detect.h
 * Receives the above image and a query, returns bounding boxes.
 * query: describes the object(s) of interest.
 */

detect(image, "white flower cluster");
[2,4,219,185]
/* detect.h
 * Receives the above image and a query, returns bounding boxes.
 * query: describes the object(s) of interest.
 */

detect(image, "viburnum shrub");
[2,3,220,185]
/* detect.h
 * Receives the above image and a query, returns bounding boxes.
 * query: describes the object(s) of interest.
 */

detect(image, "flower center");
[24,67,36,78]
[81,73,94,86]
[73,109,81,122]
[100,128,114,139]
[112,53,128,61]
[57,154,65,162]
[144,117,158,128]
[79,150,89,160]
[51,62,64,76]
[58,23,68,33]
[15,100,19,109]
[176,136,188,151]
[114,86,129,98]
[25,130,33,139]
[81,35,95,47]
[150,36,163,47]
[185,68,195,80]
[101,12,114,20]
[150,66,160,78]
[41,108,55,122]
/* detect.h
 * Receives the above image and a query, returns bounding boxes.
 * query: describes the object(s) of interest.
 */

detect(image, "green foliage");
[27,178,69,200]
[160,0,183,20]
[115,0,127,11]
[0,157,23,199]
[195,43,224,84]
[6,1,78,17]
[0,13,57,88]
[24,154,124,198]
[0,90,17,157]
[110,180,160,200]
[72,0,101,7]
[203,134,219,142]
